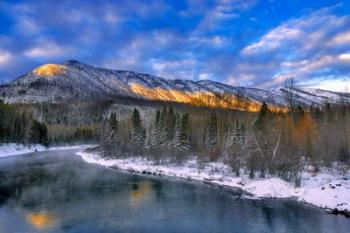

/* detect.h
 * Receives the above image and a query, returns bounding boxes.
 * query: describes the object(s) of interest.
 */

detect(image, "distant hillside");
[0,60,348,111]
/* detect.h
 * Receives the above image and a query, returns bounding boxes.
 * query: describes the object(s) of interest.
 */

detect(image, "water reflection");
[0,150,349,233]
[26,211,56,229]
[130,181,153,205]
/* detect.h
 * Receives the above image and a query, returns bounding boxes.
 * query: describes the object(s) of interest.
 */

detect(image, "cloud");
[331,31,350,45]
[0,0,349,93]
[0,51,12,67]
[24,40,71,58]
[242,6,349,56]
[339,53,350,62]
[194,0,257,29]
[150,58,197,79]
[304,76,350,92]
[234,5,350,89]
[242,27,302,55]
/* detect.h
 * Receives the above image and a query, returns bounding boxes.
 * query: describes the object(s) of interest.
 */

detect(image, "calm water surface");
[0,149,349,233]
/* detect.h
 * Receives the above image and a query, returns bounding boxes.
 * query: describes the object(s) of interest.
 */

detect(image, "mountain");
[0,60,349,111]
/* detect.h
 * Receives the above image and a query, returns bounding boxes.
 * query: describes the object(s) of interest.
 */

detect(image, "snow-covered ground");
[77,151,350,215]
[0,143,92,158]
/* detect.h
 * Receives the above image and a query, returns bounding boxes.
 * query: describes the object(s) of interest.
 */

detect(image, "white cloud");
[0,51,12,67]
[150,58,197,79]
[198,72,213,80]
[102,57,138,70]
[282,56,335,74]
[225,74,256,87]
[242,27,302,55]
[242,6,349,55]
[332,31,350,45]
[24,40,69,58]
[194,0,256,30]
[235,5,350,91]
[339,53,350,62]
[307,77,350,92]
[151,59,195,71]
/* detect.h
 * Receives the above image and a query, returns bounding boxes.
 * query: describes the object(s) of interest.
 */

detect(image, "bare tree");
[283,77,298,111]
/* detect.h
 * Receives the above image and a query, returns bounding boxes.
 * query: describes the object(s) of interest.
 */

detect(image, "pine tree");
[206,112,219,161]
[174,113,191,155]
[104,112,120,157]
[223,121,246,176]
[29,120,48,146]
[130,108,145,152]
[206,112,218,148]
[145,110,161,151]
[166,107,176,142]
[158,107,168,148]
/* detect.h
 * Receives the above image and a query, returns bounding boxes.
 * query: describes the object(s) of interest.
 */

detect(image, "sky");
[0,0,349,92]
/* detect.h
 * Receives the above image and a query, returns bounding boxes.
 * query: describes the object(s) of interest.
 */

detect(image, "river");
[0,149,349,233]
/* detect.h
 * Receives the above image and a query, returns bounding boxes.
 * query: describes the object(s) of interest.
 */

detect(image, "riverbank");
[77,151,350,217]
[0,143,93,158]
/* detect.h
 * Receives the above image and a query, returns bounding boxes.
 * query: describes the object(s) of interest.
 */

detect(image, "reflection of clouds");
[26,211,56,229]
[130,181,153,205]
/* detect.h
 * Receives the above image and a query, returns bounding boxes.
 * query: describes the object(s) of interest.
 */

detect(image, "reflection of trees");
[130,181,153,205]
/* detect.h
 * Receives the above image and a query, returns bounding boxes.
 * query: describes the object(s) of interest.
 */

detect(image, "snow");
[0,143,92,158]
[245,178,297,198]
[2,144,348,214]
[77,151,350,214]
[2,59,349,107]
[0,143,47,157]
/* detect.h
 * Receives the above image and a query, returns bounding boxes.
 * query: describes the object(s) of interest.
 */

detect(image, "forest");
[99,99,350,186]
[1,79,349,186]
[0,99,48,145]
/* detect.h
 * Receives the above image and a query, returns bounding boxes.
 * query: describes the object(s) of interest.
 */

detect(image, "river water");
[0,149,349,233]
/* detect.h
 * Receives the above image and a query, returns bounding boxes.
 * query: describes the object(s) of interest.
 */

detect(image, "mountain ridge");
[0,60,349,111]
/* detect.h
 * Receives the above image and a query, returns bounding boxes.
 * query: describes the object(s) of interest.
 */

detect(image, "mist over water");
[0,150,349,233]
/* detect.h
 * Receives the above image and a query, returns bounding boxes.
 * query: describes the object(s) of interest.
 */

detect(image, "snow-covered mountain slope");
[0,60,348,111]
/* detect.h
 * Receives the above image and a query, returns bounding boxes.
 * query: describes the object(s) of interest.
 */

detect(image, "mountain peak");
[2,60,348,108]
[63,59,81,65]
[32,64,67,77]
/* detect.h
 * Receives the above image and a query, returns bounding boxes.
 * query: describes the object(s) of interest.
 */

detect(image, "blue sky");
[0,0,349,91]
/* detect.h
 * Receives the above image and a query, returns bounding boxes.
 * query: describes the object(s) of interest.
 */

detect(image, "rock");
[204,177,214,182]
[238,181,246,186]
[127,168,135,173]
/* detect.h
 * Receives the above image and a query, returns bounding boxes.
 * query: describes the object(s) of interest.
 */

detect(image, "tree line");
[0,100,48,145]
[101,99,350,186]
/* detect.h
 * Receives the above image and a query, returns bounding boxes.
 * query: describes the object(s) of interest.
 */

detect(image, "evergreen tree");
[103,112,120,157]
[223,121,246,176]
[166,107,176,142]
[145,110,161,152]
[206,112,219,160]
[158,107,168,148]
[206,112,218,148]
[130,108,145,152]
[29,120,48,146]
[174,113,191,155]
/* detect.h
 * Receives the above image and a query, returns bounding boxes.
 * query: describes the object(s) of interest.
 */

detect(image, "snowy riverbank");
[0,143,92,158]
[77,151,350,216]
